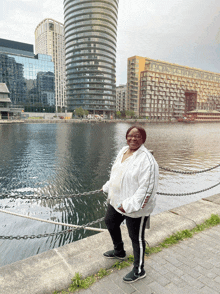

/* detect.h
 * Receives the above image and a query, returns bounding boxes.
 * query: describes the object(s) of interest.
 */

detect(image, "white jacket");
[102,144,159,218]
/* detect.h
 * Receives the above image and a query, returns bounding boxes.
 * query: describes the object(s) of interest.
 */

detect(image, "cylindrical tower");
[64,0,119,117]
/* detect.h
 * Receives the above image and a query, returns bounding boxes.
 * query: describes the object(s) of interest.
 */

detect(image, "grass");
[68,273,96,292]
[145,214,220,253]
[53,268,112,294]
[53,214,220,294]
[112,260,131,270]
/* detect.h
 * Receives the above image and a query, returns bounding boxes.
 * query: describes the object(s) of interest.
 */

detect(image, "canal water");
[0,122,220,267]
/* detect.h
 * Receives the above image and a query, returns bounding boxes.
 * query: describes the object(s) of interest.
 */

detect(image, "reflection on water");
[0,122,220,266]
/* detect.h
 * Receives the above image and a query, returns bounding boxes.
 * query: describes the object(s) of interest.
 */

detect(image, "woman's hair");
[126,126,147,143]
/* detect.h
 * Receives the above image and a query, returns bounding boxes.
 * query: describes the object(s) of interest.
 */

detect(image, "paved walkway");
[1,194,220,294]
[79,224,220,294]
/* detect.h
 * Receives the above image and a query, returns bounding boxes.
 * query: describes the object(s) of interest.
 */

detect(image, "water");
[0,122,220,267]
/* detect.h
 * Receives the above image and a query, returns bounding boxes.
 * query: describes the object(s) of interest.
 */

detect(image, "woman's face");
[126,128,143,151]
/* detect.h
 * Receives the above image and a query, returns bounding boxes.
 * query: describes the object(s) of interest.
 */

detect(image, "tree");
[74,107,88,118]
[125,110,135,118]
[116,111,121,118]
[75,107,84,117]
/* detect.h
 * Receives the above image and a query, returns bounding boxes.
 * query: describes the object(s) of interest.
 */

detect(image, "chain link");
[1,168,220,240]
[159,163,220,174]
[0,217,105,240]
[157,181,220,196]
[0,189,102,200]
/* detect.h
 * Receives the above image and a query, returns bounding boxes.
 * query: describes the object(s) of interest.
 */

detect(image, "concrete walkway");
[79,224,220,294]
[0,194,220,294]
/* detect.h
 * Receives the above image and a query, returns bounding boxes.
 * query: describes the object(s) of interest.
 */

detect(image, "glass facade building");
[64,0,119,116]
[35,19,66,112]
[0,38,55,112]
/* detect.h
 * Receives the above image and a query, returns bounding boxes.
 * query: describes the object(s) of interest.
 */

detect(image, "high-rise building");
[127,56,146,117]
[116,85,127,112]
[35,19,66,111]
[0,38,55,111]
[64,0,119,118]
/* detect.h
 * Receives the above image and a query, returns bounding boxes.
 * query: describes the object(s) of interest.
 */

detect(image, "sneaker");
[123,269,146,283]
[103,250,126,260]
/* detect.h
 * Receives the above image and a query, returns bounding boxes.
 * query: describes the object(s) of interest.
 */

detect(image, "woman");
[102,126,159,283]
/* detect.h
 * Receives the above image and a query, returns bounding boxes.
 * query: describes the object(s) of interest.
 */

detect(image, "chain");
[159,163,220,174]
[1,179,220,239]
[0,217,105,240]
[0,189,102,200]
[157,181,220,196]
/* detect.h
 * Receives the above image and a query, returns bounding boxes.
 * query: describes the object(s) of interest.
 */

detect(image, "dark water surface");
[0,122,220,266]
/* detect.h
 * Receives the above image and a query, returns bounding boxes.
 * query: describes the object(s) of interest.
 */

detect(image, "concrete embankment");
[23,118,173,124]
[0,120,25,124]
[0,194,220,294]
[25,119,174,124]
[0,118,175,124]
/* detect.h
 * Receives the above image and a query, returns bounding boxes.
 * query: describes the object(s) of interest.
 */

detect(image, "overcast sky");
[1,0,220,85]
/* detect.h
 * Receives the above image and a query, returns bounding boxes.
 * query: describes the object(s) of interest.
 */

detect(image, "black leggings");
[105,204,148,274]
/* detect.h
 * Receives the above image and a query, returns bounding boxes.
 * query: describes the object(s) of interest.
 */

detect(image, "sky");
[1,0,220,85]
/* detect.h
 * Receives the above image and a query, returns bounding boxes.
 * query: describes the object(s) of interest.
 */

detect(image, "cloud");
[1,0,220,85]
[0,0,63,45]
[116,0,220,84]
[42,0,64,23]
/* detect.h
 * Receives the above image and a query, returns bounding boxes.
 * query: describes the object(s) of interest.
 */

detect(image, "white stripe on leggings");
[138,217,145,274]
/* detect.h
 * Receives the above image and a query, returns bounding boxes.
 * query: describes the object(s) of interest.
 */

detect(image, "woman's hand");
[118,205,126,213]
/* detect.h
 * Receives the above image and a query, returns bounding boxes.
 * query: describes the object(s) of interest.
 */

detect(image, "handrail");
[0,209,106,233]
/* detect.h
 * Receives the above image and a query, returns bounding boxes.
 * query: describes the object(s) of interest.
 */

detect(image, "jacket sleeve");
[102,180,110,193]
[102,146,127,193]
[122,154,158,214]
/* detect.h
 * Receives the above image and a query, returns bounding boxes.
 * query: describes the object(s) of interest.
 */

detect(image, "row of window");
[64,0,118,13]
[67,54,115,64]
[66,72,114,80]
[66,49,115,60]
[65,12,117,29]
[66,88,114,95]
[65,24,117,40]
[65,7,117,24]
[65,31,116,45]
[67,81,114,88]
[66,65,115,74]
[65,19,117,36]
[143,66,220,83]
[66,37,116,52]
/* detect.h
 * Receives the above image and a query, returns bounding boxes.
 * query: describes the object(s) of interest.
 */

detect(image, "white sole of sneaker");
[103,255,126,260]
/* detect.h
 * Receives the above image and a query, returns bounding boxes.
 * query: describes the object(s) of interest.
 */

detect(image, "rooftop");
[0,38,33,53]
[0,83,10,94]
